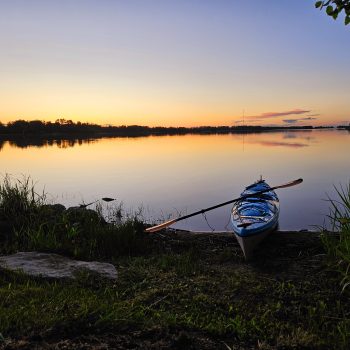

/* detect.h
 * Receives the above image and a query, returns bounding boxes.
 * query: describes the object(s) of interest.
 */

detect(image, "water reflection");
[0,129,343,151]
[0,130,349,231]
[0,137,98,150]
[248,140,308,148]
[282,132,315,142]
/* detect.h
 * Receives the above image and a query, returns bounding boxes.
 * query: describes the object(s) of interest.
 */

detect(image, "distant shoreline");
[0,123,348,150]
[1,119,347,140]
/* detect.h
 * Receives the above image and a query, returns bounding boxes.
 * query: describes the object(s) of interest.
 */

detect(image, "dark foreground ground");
[1,230,349,350]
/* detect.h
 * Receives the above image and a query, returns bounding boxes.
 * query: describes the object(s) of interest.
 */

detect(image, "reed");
[321,182,350,290]
[0,175,45,230]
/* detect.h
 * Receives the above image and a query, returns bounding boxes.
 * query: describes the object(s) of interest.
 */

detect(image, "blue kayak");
[231,179,279,258]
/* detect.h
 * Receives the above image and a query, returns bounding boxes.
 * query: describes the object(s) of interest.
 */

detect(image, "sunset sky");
[0,0,349,127]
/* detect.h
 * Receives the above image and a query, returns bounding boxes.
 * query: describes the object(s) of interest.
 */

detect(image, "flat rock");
[0,251,117,280]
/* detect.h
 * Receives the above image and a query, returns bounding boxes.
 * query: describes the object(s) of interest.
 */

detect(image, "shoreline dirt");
[1,230,330,350]
[150,230,325,279]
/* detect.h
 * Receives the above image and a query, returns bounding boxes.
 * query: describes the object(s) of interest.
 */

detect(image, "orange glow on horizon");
[0,86,347,128]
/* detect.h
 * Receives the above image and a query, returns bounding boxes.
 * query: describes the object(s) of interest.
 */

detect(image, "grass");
[0,250,350,349]
[321,182,350,291]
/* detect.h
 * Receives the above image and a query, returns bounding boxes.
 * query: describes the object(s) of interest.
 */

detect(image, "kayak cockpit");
[231,179,280,238]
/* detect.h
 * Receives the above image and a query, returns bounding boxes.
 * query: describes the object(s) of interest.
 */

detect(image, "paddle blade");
[274,178,303,189]
[145,219,177,233]
[102,197,115,202]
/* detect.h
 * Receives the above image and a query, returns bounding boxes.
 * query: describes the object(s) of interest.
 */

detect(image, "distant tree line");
[0,119,325,138]
[0,119,103,135]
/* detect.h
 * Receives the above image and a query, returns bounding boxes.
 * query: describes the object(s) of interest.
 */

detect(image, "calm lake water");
[1,129,349,231]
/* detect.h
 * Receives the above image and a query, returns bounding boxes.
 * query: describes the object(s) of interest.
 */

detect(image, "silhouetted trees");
[0,122,5,134]
[2,119,103,135]
[0,119,320,138]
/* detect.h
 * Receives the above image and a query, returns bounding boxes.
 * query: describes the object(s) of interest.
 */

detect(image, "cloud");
[234,119,260,124]
[246,109,310,120]
[301,117,317,120]
[307,114,320,117]
[283,119,299,124]
[283,116,318,124]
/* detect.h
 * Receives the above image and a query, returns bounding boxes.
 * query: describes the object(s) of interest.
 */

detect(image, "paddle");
[145,178,303,233]
[79,197,116,208]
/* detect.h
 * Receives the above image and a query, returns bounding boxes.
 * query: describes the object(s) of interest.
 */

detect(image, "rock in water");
[0,252,117,280]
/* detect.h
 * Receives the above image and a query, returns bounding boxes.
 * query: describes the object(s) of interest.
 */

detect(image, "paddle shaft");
[169,183,293,222]
[145,178,303,233]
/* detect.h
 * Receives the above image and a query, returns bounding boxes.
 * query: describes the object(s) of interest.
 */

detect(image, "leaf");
[326,5,334,15]
[102,197,115,202]
[332,9,339,20]
[339,218,350,225]
[315,1,323,9]
[341,281,350,292]
[345,15,350,25]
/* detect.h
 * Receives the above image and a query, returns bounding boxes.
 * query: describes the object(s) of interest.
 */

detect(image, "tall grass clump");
[0,175,147,259]
[0,175,44,232]
[321,182,350,291]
